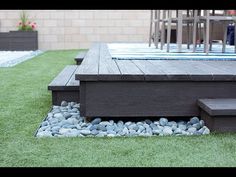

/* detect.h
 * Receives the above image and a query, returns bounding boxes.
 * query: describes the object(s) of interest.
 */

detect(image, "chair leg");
[161,10,166,50]
[187,10,190,49]
[177,10,183,53]
[166,10,172,52]
[222,22,228,53]
[205,11,210,54]
[192,10,197,52]
[148,10,153,47]
[209,21,213,51]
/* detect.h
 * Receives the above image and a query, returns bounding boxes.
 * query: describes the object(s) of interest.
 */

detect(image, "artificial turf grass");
[0,50,236,167]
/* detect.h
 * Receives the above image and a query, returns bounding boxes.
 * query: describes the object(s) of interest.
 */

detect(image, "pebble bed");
[0,50,43,67]
[36,101,210,137]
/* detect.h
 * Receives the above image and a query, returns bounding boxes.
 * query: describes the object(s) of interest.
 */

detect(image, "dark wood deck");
[75,43,236,118]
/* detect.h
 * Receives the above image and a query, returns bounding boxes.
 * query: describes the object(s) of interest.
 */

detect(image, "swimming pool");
[108,43,236,61]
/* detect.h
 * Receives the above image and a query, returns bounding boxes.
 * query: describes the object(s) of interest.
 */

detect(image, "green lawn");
[0,50,236,167]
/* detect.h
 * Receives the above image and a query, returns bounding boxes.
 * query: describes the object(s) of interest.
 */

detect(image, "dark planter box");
[9,31,38,51]
[0,31,38,51]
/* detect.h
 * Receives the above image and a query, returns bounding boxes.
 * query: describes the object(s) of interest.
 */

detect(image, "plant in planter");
[17,11,37,31]
[9,10,38,51]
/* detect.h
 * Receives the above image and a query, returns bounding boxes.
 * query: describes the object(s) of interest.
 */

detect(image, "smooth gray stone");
[186,121,192,129]
[96,132,107,137]
[167,121,177,127]
[53,105,60,109]
[76,125,82,130]
[70,102,76,106]
[59,128,72,134]
[81,122,87,127]
[199,120,205,127]
[73,104,80,109]
[150,123,157,130]
[97,124,107,131]
[54,113,64,119]
[89,124,98,131]
[153,121,160,125]
[51,126,61,132]
[145,119,152,125]
[203,127,210,135]
[159,118,168,126]
[163,127,173,135]
[138,125,145,132]
[91,118,102,125]
[187,127,197,133]
[178,124,187,130]
[61,101,68,107]
[157,125,164,130]
[109,120,114,125]
[106,125,115,131]
[107,134,115,137]
[177,121,186,125]
[174,128,182,134]
[91,129,99,135]
[198,127,205,134]
[52,109,61,114]
[100,121,112,126]
[171,125,177,131]
[47,113,53,117]
[143,123,150,129]
[193,131,202,135]
[192,123,201,130]
[114,126,122,133]
[128,124,139,131]
[107,130,116,135]
[62,124,77,129]
[136,122,142,125]
[39,125,50,131]
[41,121,49,127]
[63,112,72,119]
[123,127,129,135]
[190,117,200,125]
[125,121,132,126]
[80,129,91,135]
[152,129,162,135]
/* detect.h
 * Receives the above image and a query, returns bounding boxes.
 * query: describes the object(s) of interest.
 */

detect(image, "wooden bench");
[74,51,87,65]
[48,65,80,105]
[198,99,236,132]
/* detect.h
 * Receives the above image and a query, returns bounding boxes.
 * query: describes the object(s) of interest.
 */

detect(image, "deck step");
[74,51,87,65]
[198,98,236,132]
[48,65,80,105]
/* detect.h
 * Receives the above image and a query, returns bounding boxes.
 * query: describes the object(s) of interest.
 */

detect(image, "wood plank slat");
[66,65,80,88]
[75,43,100,81]
[115,59,145,81]
[48,65,77,90]
[198,98,236,116]
[132,60,169,81]
[149,60,191,80]
[98,43,121,80]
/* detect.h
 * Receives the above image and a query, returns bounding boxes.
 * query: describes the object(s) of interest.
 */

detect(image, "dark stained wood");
[198,98,236,116]
[48,65,78,90]
[79,81,236,117]
[115,60,145,81]
[52,91,80,105]
[200,110,236,132]
[132,60,169,81]
[74,51,87,65]
[149,60,191,80]
[98,43,121,80]
[75,43,100,81]
[48,65,80,105]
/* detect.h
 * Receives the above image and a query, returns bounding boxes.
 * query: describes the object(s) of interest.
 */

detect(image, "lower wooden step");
[198,99,236,132]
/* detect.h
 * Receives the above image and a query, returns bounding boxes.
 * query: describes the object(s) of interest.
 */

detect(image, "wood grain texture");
[198,98,236,116]
[80,81,236,117]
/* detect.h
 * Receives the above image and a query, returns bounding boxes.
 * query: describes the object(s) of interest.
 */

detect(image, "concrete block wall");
[0,10,150,50]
